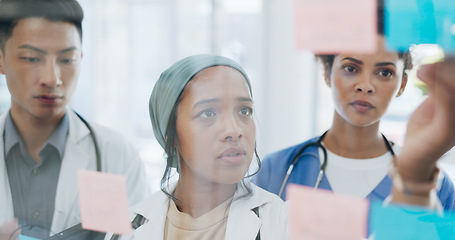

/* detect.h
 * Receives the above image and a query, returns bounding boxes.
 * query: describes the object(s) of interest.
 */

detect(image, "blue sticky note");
[369,201,455,240]
[19,235,40,240]
[385,0,455,52]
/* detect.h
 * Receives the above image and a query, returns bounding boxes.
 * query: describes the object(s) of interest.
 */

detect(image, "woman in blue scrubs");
[253,6,455,211]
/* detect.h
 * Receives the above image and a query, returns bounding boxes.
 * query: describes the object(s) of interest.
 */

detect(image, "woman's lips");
[218,147,246,164]
[350,100,375,113]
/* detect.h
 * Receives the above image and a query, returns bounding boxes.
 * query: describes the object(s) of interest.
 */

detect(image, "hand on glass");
[397,59,455,182]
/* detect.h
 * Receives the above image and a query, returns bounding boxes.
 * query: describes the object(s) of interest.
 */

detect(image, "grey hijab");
[149,54,252,168]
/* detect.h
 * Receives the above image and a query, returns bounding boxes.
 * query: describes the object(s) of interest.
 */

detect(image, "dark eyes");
[20,57,75,64]
[378,69,394,77]
[60,59,74,64]
[343,65,395,78]
[198,106,253,119]
[239,107,253,116]
[21,57,40,63]
[343,65,357,73]
[199,110,216,118]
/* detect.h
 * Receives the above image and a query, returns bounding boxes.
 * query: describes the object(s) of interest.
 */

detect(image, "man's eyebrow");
[19,44,46,54]
[58,46,78,54]
[18,45,79,54]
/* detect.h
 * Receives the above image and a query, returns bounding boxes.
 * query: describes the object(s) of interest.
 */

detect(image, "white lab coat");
[0,109,151,235]
[115,182,289,240]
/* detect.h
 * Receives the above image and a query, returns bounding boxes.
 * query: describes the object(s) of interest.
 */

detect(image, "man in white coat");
[0,0,150,239]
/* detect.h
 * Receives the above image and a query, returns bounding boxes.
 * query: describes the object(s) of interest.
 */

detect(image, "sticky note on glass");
[19,235,40,240]
[77,170,132,235]
[294,0,377,54]
[385,0,455,52]
[370,201,455,240]
[287,184,369,240]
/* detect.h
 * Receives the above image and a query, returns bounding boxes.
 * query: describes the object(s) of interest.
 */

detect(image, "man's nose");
[40,60,62,88]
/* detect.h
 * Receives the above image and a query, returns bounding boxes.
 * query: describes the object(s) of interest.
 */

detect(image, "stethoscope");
[2,110,102,238]
[73,111,102,172]
[277,130,396,198]
[2,110,101,171]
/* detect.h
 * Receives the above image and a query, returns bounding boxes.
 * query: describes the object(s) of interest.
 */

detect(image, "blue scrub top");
[252,137,455,211]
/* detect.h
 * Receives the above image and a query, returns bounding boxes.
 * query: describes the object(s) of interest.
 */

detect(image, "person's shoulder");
[70,114,140,159]
[89,122,125,139]
[0,110,8,122]
[131,189,169,219]
[251,183,284,204]
[82,121,138,151]
[0,109,10,130]
[250,184,289,238]
[68,111,129,143]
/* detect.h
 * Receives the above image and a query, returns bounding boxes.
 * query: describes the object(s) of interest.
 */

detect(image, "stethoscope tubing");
[2,110,101,172]
[278,131,395,198]
[1,110,101,237]
[278,130,328,198]
[73,111,102,172]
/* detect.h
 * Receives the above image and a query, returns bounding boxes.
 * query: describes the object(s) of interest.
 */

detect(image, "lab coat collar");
[0,109,93,229]
[51,109,93,233]
[0,111,14,224]
[132,189,168,240]
[132,182,267,240]
[225,183,263,240]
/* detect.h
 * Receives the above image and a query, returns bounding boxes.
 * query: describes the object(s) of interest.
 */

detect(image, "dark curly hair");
[315,0,413,78]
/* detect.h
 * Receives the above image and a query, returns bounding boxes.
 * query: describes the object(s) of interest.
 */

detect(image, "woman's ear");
[396,72,408,97]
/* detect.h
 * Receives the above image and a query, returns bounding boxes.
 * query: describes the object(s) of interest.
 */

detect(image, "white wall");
[256,0,318,156]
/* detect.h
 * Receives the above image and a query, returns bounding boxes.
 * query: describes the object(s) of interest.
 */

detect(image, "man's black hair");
[0,0,84,50]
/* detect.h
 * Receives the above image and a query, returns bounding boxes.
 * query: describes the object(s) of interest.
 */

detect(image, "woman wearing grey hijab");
[115,54,288,240]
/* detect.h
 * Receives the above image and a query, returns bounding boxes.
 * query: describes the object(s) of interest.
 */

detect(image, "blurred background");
[0,0,453,192]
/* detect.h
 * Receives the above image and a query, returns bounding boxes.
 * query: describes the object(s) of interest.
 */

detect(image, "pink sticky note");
[294,0,377,54]
[287,184,369,240]
[77,170,132,235]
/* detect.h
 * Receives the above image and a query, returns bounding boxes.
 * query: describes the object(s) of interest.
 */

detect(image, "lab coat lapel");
[133,191,169,240]
[131,184,269,240]
[225,202,261,240]
[51,111,92,233]
[0,111,14,224]
[224,186,263,240]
